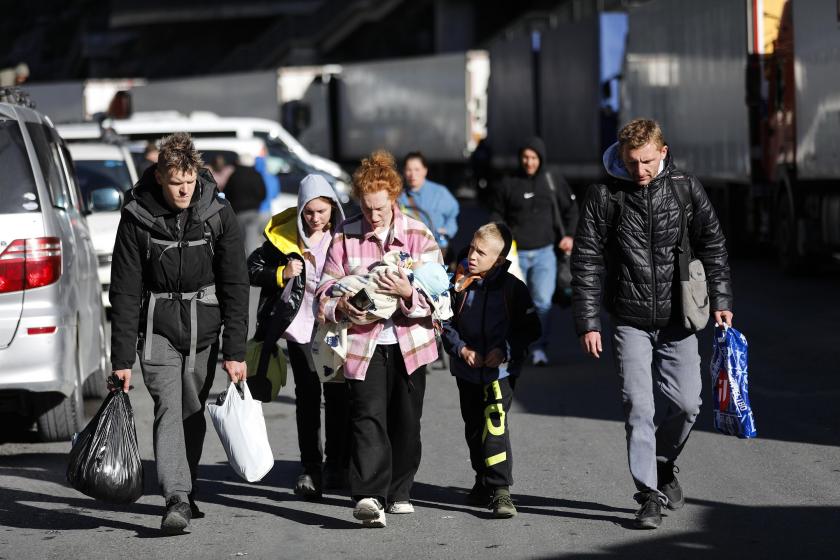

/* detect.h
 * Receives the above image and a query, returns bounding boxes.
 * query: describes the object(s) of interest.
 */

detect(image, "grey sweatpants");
[612,322,702,501]
[139,334,218,501]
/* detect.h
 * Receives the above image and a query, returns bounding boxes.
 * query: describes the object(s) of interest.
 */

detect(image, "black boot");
[294,470,323,500]
[633,491,662,530]
[161,495,192,535]
[657,462,685,510]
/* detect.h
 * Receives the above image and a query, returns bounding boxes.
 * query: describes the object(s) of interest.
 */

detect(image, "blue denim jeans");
[517,244,556,352]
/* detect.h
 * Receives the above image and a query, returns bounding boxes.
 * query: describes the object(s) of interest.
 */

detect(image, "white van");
[190,137,298,215]
[66,142,138,309]
[57,111,350,184]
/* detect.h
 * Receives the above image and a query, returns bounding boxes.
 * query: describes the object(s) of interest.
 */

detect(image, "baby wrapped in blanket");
[312,249,452,381]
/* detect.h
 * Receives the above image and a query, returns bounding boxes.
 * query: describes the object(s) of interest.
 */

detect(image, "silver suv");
[0,88,108,441]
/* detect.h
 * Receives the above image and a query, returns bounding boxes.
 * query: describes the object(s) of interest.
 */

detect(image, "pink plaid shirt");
[316,205,443,380]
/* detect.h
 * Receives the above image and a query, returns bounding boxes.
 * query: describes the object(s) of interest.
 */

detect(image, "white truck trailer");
[622,0,840,269]
[278,51,490,163]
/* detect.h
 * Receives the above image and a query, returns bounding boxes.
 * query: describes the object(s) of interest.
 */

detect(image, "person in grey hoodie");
[248,174,348,499]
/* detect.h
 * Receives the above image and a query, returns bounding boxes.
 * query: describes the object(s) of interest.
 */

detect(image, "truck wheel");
[38,334,86,442]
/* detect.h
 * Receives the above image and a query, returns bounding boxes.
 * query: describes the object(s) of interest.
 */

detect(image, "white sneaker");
[387,501,414,514]
[532,348,549,366]
[353,497,386,527]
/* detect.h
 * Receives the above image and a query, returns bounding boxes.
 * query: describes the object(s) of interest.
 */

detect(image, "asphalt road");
[1,234,839,558]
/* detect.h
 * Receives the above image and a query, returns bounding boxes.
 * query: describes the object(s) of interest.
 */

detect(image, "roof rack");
[0,87,35,108]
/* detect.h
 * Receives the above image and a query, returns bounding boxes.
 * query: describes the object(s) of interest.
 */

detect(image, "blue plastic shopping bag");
[710,325,757,438]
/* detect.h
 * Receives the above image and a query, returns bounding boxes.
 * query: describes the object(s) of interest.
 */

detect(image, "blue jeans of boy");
[517,244,555,352]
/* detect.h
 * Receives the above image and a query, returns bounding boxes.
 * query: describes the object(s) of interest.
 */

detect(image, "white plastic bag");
[207,382,274,482]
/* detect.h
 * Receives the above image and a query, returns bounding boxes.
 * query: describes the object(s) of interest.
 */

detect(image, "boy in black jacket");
[442,222,541,518]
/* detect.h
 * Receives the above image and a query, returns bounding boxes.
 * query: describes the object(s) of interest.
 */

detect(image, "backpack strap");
[668,174,693,255]
[604,184,626,246]
[545,172,567,239]
[203,210,224,255]
[668,174,694,280]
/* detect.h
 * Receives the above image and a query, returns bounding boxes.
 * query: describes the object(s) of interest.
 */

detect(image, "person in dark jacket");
[489,137,578,366]
[223,155,267,251]
[247,174,348,499]
[442,222,541,519]
[109,132,249,535]
[571,118,733,530]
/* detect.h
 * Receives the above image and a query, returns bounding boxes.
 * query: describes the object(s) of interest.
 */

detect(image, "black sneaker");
[657,462,685,510]
[294,472,323,500]
[633,491,662,530]
[161,496,192,535]
[465,480,491,506]
[489,488,517,518]
[188,494,205,519]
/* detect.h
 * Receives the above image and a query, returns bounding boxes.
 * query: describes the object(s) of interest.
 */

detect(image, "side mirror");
[88,187,123,213]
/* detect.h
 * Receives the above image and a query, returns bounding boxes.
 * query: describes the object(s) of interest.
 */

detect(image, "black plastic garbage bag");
[67,386,144,503]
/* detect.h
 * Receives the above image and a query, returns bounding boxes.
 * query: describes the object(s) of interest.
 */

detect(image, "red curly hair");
[352,150,403,200]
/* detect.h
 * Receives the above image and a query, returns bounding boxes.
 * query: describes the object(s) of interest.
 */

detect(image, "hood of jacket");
[296,174,345,249]
[519,136,547,176]
[602,141,673,184]
[263,207,301,257]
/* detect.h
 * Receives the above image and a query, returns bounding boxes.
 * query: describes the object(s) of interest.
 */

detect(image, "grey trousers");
[612,322,702,500]
[139,334,218,501]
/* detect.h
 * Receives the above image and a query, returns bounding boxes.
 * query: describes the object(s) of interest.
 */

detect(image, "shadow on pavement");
[411,481,636,527]
[514,257,840,448]
[539,498,840,558]
[0,454,358,535]
[0,453,161,537]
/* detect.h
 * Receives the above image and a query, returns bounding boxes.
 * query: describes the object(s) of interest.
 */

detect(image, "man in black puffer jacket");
[109,133,249,535]
[571,119,733,530]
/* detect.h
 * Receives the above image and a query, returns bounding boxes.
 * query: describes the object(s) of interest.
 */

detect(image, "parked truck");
[278,51,489,164]
[621,0,840,269]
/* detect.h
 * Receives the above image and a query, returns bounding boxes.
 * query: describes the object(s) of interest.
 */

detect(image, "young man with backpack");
[109,132,250,534]
[571,119,733,529]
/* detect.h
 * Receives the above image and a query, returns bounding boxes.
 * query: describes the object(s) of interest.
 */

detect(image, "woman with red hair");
[316,150,443,527]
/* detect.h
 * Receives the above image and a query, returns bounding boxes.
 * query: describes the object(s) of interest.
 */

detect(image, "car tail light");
[0,237,61,293]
